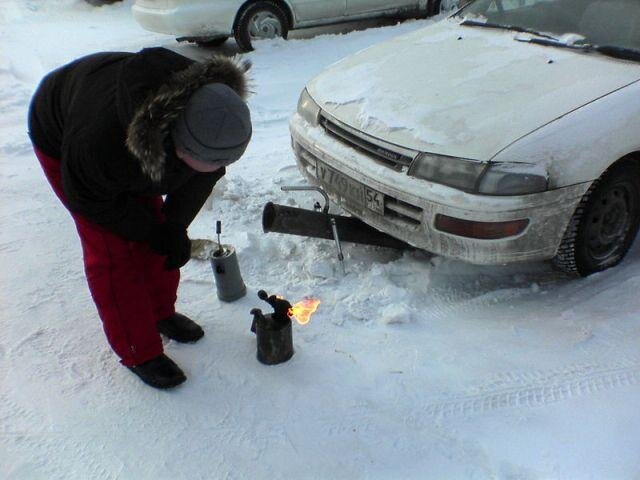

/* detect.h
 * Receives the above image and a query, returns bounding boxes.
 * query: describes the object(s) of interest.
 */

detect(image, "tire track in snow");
[422,361,640,419]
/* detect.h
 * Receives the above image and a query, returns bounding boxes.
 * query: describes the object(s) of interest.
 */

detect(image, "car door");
[291,0,347,23]
[345,0,419,15]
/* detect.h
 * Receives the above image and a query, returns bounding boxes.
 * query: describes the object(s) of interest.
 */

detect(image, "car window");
[459,0,640,51]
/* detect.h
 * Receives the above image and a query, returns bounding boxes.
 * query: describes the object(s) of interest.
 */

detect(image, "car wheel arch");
[234,0,294,31]
[567,151,640,218]
[613,151,640,169]
[596,151,640,182]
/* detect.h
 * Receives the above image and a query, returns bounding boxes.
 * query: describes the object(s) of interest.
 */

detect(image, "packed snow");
[3,1,640,479]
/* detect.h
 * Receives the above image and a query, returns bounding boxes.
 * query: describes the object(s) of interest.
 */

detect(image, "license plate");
[316,160,384,214]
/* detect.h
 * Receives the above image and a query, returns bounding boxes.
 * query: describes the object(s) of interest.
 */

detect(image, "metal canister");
[251,310,294,365]
[210,245,247,302]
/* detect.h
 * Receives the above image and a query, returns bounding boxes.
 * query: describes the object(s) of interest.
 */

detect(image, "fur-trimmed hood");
[124,54,251,182]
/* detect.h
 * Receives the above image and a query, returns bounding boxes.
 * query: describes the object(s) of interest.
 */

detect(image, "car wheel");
[195,36,228,48]
[553,162,640,276]
[234,1,289,52]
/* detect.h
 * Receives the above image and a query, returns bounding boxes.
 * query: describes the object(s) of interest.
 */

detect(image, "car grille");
[294,141,424,228]
[385,197,423,226]
[319,115,414,171]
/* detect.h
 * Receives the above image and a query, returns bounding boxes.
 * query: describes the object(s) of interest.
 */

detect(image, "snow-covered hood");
[307,19,640,161]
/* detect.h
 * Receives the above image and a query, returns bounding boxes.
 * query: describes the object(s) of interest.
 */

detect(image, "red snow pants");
[34,148,179,367]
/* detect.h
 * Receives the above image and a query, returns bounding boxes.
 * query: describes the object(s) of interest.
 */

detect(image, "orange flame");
[288,297,321,325]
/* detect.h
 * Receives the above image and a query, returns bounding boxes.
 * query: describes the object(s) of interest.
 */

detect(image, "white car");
[290,0,640,276]
[132,0,460,51]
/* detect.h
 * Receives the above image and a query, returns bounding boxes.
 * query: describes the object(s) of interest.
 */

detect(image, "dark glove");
[147,222,191,270]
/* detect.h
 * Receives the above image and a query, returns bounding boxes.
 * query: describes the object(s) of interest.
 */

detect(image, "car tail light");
[435,214,529,240]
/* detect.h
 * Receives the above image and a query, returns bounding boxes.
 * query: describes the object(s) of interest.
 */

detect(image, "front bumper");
[132,2,236,37]
[290,113,591,265]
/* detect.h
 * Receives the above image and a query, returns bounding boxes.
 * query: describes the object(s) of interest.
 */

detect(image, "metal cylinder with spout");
[210,221,247,302]
[250,290,294,365]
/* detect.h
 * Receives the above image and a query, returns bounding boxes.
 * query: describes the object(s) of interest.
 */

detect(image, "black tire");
[195,36,228,48]
[553,162,640,276]
[234,1,289,52]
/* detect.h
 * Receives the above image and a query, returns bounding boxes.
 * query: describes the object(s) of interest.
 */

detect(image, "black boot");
[127,354,186,389]
[157,313,204,343]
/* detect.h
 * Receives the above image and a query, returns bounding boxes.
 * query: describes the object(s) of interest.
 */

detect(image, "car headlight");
[477,163,548,195]
[297,88,321,126]
[408,153,486,192]
[408,153,548,195]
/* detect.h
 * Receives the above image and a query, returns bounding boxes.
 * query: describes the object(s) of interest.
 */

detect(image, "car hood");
[307,18,640,161]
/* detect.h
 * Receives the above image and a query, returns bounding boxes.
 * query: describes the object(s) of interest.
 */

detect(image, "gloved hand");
[147,222,192,270]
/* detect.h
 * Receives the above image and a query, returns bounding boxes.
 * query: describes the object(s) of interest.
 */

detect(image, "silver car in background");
[132,0,461,50]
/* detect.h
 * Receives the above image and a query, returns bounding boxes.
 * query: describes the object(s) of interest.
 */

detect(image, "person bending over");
[28,48,252,389]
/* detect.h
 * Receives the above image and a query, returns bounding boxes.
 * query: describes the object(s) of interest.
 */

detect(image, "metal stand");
[281,185,346,272]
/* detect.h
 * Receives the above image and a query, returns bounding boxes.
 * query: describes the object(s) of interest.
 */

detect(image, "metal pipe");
[262,202,412,250]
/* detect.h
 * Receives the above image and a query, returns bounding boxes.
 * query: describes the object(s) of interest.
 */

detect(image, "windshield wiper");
[518,37,640,62]
[460,19,558,41]
[593,45,640,62]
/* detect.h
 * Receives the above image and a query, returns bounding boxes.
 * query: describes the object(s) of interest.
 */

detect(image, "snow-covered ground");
[3,1,640,479]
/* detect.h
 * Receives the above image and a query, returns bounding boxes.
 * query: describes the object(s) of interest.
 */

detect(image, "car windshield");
[457,0,640,52]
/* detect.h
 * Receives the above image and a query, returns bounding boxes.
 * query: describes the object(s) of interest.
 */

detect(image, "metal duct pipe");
[262,202,412,250]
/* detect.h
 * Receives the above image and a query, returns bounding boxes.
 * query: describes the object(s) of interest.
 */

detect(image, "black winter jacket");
[28,48,250,241]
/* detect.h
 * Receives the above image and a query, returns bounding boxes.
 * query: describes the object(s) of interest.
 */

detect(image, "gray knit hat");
[171,83,252,165]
